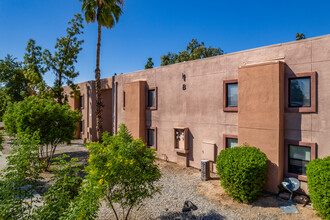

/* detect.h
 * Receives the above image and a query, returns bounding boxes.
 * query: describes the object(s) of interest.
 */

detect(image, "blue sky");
[1,0,330,86]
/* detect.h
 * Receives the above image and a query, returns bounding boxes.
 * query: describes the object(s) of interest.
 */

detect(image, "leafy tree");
[0,55,29,102]
[145,57,154,69]
[24,39,47,94]
[0,39,49,120]
[80,0,124,140]
[0,130,4,151]
[0,133,43,219]
[296,32,306,41]
[64,124,162,220]
[161,39,224,66]
[3,96,82,169]
[43,14,84,105]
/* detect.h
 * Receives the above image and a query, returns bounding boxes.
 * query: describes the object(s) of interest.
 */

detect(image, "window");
[147,87,157,110]
[288,145,310,175]
[285,72,316,113]
[223,79,238,112]
[80,121,83,133]
[123,91,125,110]
[223,134,238,150]
[284,140,316,181]
[147,127,157,149]
[79,95,84,108]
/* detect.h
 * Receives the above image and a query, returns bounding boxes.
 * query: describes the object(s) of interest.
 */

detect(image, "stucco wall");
[65,34,330,194]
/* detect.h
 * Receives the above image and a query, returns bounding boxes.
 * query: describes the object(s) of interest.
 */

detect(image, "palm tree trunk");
[95,9,104,141]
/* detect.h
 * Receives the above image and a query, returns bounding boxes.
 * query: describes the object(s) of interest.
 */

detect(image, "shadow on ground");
[158,210,224,220]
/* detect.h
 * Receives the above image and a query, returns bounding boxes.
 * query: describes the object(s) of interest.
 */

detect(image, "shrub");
[0,133,43,219]
[306,156,330,219]
[0,131,4,151]
[64,124,162,220]
[216,143,268,203]
[36,155,83,220]
[3,96,81,169]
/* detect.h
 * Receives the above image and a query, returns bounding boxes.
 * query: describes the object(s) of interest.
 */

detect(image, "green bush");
[3,96,81,168]
[216,143,268,203]
[306,156,330,219]
[0,131,4,151]
[63,124,162,220]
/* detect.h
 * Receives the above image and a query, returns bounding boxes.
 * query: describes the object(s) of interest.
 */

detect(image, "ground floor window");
[223,134,238,150]
[147,127,157,149]
[284,140,316,181]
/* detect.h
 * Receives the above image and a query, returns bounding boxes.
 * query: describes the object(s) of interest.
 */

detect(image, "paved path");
[0,151,7,171]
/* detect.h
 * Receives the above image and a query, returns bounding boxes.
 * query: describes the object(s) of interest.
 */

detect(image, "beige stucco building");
[64,34,330,194]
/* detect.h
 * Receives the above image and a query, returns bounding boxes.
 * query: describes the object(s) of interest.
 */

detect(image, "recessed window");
[123,91,125,110]
[79,95,84,108]
[147,87,157,110]
[288,145,310,175]
[147,127,157,149]
[223,79,238,112]
[289,77,311,107]
[285,72,316,113]
[226,138,238,149]
[80,121,83,133]
[223,134,238,150]
[284,140,316,181]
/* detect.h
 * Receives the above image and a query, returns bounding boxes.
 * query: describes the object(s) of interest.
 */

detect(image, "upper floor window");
[79,95,84,108]
[147,87,157,110]
[223,79,238,112]
[289,77,310,107]
[285,72,316,113]
[123,91,126,110]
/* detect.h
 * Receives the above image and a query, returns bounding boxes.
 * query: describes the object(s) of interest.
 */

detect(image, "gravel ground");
[96,161,319,220]
[0,135,319,220]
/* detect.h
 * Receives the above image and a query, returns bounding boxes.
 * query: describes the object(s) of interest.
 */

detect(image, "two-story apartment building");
[64,34,330,194]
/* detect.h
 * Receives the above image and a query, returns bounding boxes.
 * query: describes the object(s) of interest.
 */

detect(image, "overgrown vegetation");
[3,96,81,169]
[63,124,162,220]
[216,144,268,203]
[0,131,4,151]
[0,133,43,219]
[306,156,330,219]
[160,39,224,66]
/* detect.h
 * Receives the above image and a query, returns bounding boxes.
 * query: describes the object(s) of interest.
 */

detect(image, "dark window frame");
[285,72,316,113]
[123,91,125,110]
[284,139,317,182]
[79,95,84,109]
[223,79,238,112]
[146,127,157,150]
[147,86,157,110]
[223,134,238,150]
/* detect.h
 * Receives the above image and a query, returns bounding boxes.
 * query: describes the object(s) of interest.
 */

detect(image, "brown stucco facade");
[64,34,330,194]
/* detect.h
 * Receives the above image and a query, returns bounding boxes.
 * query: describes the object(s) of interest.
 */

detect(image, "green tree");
[161,39,224,66]
[64,124,162,220]
[145,57,154,69]
[24,39,47,94]
[3,96,82,169]
[296,32,306,41]
[43,14,84,105]
[80,0,124,140]
[0,55,29,103]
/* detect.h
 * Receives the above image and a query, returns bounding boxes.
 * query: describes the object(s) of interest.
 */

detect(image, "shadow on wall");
[159,210,224,220]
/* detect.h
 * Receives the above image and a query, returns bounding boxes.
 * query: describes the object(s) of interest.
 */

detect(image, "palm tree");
[80,0,124,141]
